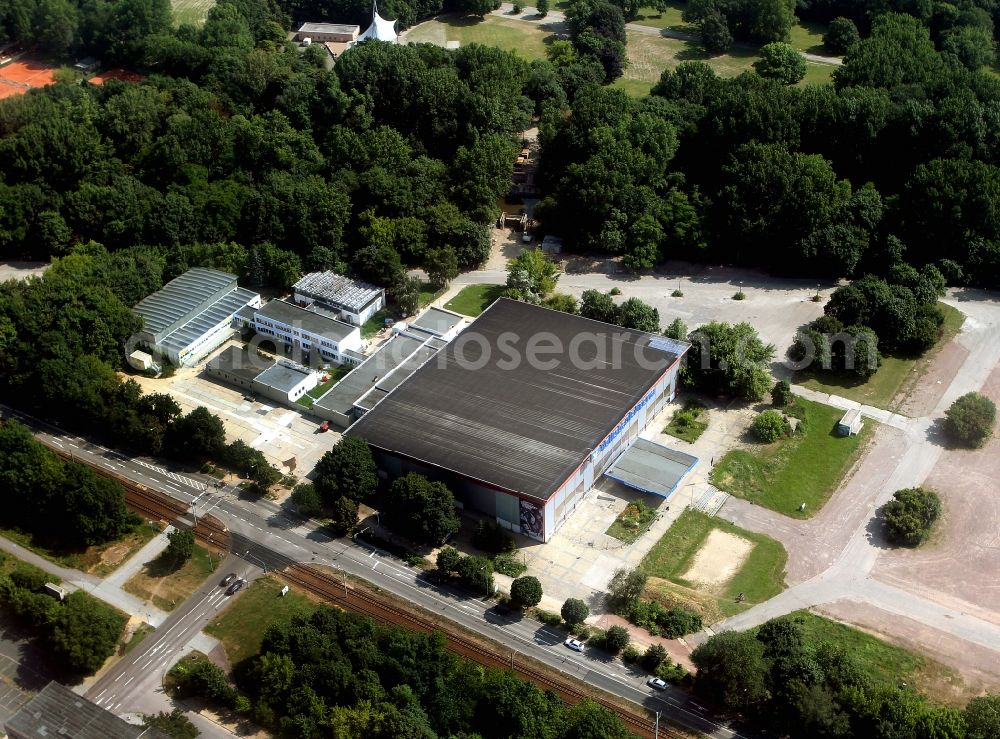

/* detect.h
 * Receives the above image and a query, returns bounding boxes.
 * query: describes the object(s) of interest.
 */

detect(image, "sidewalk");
[792,384,911,430]
[0,534,170,626]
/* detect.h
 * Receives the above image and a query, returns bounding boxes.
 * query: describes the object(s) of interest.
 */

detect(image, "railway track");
[285,564,673,739]
[48,446,230,549]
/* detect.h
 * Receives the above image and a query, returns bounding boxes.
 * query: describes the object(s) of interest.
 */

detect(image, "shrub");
[671,289,684,298]
[824,16,860,54]
[664,318,687,340]
[493,552,527,577]
[536,0,549,16]
[473,520,516,554]
[436,546,462,574]
[512,2,522,12]
[609,287,622,296]
[290,483,322,517]
[641,644,668,672]
[457,554,494,594]
[628,600,704,638]
[771,380,792,407]
[605,625,631,654]
[883,487,941,546]
[562,597,590,625]
[510,576,543,608]
[751,410,791,443]
[622,644,642,663]
[573,625,591,639]
[537,609,562,626]
[733,291,746,300]
[945,392,996,448]
[606,568,647,614]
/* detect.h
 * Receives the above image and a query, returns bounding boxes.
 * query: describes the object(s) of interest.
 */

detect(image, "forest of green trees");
[173,604,635,738]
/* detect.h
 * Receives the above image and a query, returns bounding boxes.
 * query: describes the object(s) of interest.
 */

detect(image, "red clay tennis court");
[0,58,57,99]
[89,67,146,85]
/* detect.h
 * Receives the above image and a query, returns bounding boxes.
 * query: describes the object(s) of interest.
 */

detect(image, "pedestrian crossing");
[133,459,206,491]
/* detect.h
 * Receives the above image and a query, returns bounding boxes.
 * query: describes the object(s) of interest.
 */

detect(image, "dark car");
[220,573,238,587]
[225,578,246,595]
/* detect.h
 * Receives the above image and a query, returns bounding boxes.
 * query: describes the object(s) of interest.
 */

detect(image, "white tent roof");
[357,1,397,43]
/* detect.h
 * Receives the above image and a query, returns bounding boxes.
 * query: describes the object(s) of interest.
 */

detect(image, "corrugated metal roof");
[133,268,236,337]
[348,299,688,500]
[604,438,697,497]
[158,287,258,357]
[4,681,155,739]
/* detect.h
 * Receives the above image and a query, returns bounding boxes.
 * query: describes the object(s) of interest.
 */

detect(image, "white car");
[564,638,585,653]
[647,677,667,691]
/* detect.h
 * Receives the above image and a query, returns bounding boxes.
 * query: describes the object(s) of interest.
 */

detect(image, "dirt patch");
[681,529,753,589]
[99,541,134,569]
[895,336,969,417]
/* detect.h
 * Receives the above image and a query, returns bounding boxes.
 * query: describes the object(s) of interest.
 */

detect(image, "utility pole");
[655,710,660,739]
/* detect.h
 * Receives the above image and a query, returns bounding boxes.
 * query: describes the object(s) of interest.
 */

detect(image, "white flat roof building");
[292,271,385,326]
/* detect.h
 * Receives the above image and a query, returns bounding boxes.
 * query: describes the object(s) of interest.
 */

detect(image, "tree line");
[538,14,1000,288]
[173,604,636,738]
[691,615,1000,739]
[0,555,127,674]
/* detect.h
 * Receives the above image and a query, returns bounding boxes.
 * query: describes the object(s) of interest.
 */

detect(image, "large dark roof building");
[5,681,167,739]
[349,299,689,541]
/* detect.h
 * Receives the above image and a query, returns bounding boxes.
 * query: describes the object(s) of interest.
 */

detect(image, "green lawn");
[799,62,836,86]
[711,398,872,517]
[443,284,505,317]
[171,0,214,26]
[419,281,446,308]
[122,622,155,655]
[296,365,352,409]
[406,14,550,60]
[362,308,392,339]
[629,2,694,31]
[641,508,787,620]
[663,402,708,443]
[611,77,655,97]
[787,19,828,54]
[606,501,658,543]
[796,303,965,411]
[205,576,316,666]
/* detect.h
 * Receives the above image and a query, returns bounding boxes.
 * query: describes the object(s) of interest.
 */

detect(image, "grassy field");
[0,522,161,577]
[419,281,446,308]
[641,508,787,621]
[787,19,827,53]
[362,308,392,338]
[710,398,872,517]
[123,545,218,612]
[664,402,708,443]
[407,15,834,95]
[407,15,550,59]
[606,501,657,543]
[797,303,965,410]
[443,283,505,316]
[172,0,214,26]
[801,62,836,85]
[296,365,352,409]
[205,576,316,665]
[629,2,693,31]
[789,611,965,704]
[172,0,215,26]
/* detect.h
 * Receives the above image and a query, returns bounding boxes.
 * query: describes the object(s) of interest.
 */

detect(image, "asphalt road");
[1,404,746,739]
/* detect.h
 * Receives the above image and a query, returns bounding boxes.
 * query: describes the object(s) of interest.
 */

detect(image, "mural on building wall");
[520,499,544,540]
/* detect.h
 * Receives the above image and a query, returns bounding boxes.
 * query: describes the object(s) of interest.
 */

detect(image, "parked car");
[564,638,585,653]
[220,573,237,587]
[647,677,667,691]
[225,578,246,595]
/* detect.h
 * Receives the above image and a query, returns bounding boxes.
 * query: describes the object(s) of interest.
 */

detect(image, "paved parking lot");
[132,342,342,480]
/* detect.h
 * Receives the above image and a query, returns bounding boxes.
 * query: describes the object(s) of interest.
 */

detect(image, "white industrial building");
[292,271,385,326]
[253,299,363,364]
[132,268,261,367]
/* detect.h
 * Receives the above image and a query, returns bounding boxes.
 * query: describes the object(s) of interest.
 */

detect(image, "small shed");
[837,408,864,436]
